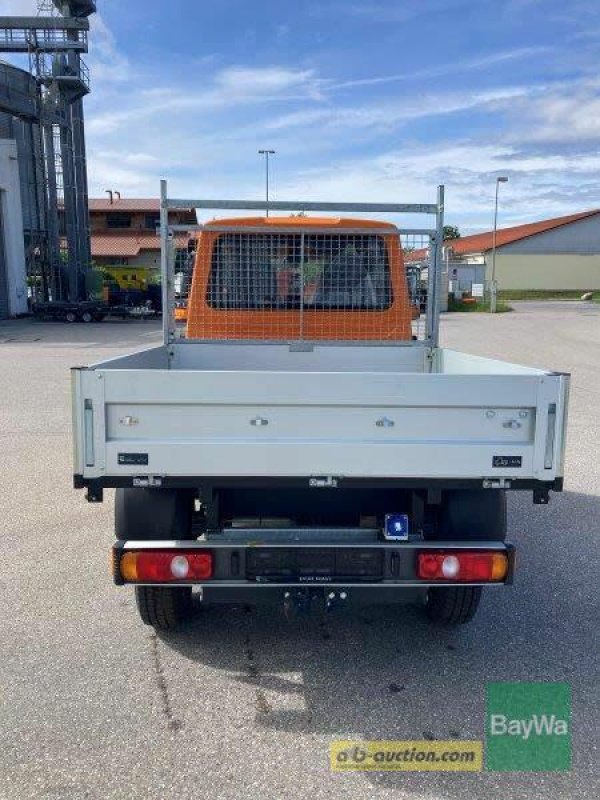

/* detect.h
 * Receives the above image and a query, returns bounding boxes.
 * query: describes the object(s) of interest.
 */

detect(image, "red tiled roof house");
[88,198,196,277]
[408,209,600,291]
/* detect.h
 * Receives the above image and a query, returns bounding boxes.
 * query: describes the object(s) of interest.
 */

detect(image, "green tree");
[443,225,461,240]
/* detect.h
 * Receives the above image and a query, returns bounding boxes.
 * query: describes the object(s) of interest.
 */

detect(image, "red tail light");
[120,550,213,582]
[416,550,508,582]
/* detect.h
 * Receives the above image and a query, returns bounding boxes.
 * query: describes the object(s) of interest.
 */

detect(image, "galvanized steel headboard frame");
[159,179,445,348]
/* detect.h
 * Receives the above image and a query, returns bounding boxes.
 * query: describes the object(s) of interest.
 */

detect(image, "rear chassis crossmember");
[77,475,561,505]
[112,538,515,602]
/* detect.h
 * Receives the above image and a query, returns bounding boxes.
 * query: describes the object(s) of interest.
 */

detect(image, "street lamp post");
[258,149,275,217]
[490,176,509,313]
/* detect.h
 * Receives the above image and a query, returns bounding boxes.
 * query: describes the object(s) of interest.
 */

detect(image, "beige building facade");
[441,209,600,292]
[491,253,600,291]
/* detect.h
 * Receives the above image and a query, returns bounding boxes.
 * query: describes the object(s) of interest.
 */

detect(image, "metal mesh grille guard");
[207,232,392,311]
[182,230,427,342]
[160,182,444,346]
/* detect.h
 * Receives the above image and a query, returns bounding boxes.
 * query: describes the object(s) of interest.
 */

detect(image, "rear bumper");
[112,538,515,590]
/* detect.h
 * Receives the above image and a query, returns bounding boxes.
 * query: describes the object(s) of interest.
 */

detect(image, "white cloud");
[264,85,535,132]
[69,11,600,230]
[83,65,600,230]
[215,66,321,98]
[87,65,324,135]
[329,47,551,90]
[273,142,600,231]
[87,13,132,85]
[515,89,600,143]
[123,152,160,166]
[87,154,156,194]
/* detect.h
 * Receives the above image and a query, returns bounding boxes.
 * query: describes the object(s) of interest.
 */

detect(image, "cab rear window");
[207,233,392,310]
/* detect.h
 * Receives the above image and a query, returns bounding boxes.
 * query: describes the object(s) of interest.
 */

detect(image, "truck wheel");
[115,488,195,630]
[80,311,94,323]
[135,585,193,630]
[424,490,507,624]
[65,311,77,323]
[426,586,482,624]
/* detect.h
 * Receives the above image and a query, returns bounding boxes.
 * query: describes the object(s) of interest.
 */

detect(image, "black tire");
[115,488,195,630]
[135,585,193,630]
[80,311,93,323]
[65,311,77,323]
[424,490,507,625]
[426,586,482,624]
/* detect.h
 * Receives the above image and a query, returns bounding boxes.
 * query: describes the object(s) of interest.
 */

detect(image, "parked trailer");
[33,300,107,323]
[32,301,161,323]
[72,182,569,631]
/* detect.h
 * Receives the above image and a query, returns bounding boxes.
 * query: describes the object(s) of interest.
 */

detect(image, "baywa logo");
[486,682,571,772]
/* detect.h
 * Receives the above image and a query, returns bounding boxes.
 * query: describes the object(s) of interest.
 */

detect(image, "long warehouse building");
[442,210,600,291]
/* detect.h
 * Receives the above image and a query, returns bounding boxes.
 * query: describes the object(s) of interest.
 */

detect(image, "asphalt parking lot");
[0,302,598,800]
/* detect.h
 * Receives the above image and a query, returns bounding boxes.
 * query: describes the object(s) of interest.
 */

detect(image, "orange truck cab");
[185,216,415,341]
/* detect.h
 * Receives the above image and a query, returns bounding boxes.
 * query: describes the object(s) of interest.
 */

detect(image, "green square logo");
[486,682,571,772]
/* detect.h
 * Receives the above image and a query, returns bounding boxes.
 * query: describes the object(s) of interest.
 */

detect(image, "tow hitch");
[282,587,349,617]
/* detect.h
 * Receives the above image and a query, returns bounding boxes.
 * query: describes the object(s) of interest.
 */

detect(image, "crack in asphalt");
[149,633,181,732]
[244,634,268,714]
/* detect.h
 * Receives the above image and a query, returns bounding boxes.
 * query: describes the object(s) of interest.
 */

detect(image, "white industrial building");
[0,139,27,318]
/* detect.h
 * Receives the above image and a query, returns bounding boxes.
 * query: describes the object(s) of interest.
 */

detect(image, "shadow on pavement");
[0,318,161,347]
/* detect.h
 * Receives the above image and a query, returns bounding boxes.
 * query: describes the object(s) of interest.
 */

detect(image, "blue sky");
[5,0,600,231]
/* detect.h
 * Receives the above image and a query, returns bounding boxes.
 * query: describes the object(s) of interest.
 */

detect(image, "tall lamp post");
[258,149,275,216]
[490,175,509,313]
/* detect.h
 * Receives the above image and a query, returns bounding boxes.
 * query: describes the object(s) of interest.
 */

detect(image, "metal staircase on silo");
[0,0,96,302]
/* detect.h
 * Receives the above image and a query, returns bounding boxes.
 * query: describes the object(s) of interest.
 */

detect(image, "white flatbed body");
[72,341,569,489]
